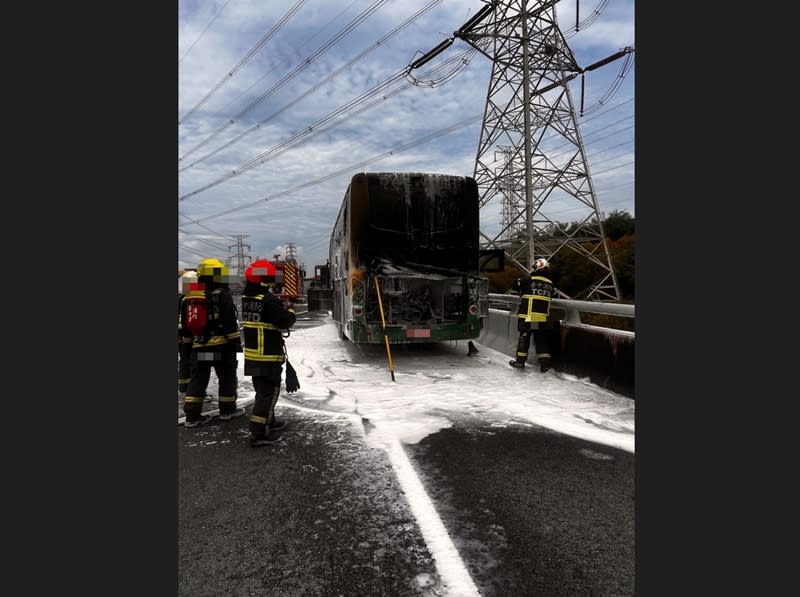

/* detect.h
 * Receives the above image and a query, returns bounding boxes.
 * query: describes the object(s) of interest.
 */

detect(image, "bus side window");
[343,249,348,295]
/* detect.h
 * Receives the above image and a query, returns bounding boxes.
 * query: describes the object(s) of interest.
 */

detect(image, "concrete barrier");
[478,309,634,399]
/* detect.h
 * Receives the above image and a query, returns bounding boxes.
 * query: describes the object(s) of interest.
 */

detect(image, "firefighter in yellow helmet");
[182,258,244,427]
[509,258,559,372]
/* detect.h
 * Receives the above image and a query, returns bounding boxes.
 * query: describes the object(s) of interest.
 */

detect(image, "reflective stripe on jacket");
[240,284,296,364]
[191,286,240,351]
[242,318,285,362]
[516,274,554,323]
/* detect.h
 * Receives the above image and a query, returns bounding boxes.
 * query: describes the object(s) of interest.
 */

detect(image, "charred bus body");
[329,172,489,344]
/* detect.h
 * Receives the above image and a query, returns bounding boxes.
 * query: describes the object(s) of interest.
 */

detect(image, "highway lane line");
[370,421,481,597]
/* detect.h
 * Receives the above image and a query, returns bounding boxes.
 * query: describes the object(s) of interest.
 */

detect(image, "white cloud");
[179,0,635,271]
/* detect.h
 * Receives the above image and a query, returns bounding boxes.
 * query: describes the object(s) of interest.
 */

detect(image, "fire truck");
[269,253,305,302]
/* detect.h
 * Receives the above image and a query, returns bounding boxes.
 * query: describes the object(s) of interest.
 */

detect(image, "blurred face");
[181,277,197,294]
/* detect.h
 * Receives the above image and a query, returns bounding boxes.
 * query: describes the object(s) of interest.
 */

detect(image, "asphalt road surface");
[179,305,633,596]
[179,402,633,597]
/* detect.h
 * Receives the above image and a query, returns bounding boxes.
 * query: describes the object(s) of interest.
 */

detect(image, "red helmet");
[245,259,277,284]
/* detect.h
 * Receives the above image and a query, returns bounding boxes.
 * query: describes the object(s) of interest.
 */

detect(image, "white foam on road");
[368,422,481,597]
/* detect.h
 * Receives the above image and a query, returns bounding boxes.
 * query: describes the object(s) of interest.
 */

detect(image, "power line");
[179,0,392,158]
[191,0,365,133]
[179,244,213,259]
[178,213,239,243]
[184,112,483,223]
[562,0,609,39]
[180,96,631,225]
[178,0,235,66]
[179,48,475,200]
[178,5,631,187]
[177,2,633,272]
[416,0,633,299]
[180,51,630,201]
[179,232,231,252]
[178,0,309,125]
[179,0,445,173]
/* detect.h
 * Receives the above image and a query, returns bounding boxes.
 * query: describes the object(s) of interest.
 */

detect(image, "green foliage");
[609,234,635,300]
[602,210,635,240]
[488,211,635,300]
[484,264,526,293]
[552,247,602,300]
[552,211,634,300]
[584,313,634,332]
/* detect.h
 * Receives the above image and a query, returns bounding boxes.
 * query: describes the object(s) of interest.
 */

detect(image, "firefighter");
[177,270,197,396]
[183,258,243,427]
[509,258,559,372]
[241,259,296,447]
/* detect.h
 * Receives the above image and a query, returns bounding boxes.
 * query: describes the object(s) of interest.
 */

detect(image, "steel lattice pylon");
[227,234,252,278]
[456,0,621,301]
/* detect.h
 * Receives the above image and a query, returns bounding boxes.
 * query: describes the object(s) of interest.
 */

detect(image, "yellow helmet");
[197,258,229,281]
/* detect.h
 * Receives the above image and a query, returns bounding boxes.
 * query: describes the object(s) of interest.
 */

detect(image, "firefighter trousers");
[249,370,282,438]
[513,322,553,365]
[177,339,193,392]
[184,350,238,420]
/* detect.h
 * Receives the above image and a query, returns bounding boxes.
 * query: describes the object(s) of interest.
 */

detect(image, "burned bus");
[329,172,489,344]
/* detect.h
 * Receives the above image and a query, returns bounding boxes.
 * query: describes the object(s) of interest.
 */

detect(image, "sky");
[178,0,635,274]
[179,311,634,594]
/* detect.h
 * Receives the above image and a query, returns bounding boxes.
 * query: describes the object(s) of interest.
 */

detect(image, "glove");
[285,360,300,393]
[233,339,243,353]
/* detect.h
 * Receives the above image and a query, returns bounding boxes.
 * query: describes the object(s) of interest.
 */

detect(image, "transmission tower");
[411,0,633,300]
[227,234,252,277]
[284,243,298,263]
[284,242,307,275]
[497,145,526,240]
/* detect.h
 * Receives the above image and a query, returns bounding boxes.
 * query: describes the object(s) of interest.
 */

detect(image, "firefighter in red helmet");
[240,259,297,446]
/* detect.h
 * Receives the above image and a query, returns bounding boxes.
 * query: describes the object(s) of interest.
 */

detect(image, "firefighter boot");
[250,428,283,447]
[219,407,245,421]
[185,414,212,428]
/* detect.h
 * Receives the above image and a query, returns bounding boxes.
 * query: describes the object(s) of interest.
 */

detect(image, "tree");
[602,210,635,241]
[608,234,635,300]
[489,211,635,300]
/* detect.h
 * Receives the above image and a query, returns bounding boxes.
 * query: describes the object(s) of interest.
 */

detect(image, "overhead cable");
[178,0,308,125]
[179,0,392,160]
[179,0,444,173]
[187,113,483,223]
[179,48,475,201]
[178,0,235,65]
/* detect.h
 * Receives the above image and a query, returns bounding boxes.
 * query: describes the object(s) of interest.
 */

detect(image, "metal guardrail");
[488,293,635,325]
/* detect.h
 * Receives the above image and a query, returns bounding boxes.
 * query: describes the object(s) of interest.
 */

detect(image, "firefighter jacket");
[240,281,296,376]
[513,269,556,325]
[190,282,242,353]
